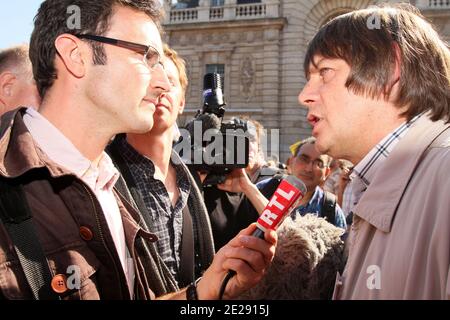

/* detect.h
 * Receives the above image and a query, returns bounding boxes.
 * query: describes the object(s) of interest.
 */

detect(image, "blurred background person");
[323,158,340,193]
[0,44,40,115]
[324,158,353,203]
[240,117,286,184]
[282,137,346,229]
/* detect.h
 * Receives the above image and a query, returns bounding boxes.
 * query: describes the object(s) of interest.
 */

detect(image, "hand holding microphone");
[218,175,307,299]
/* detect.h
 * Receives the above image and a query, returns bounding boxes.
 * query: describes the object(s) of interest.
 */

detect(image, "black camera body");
[182,73,250,187]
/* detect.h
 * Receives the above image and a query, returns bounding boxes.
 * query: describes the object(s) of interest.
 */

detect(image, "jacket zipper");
[81,183,126,299]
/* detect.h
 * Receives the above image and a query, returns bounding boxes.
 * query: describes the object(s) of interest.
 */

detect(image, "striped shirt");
[349,114,422,211]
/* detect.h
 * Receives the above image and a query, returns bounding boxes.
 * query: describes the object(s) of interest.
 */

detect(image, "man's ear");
[178,97,185,115]
[392,43,401,83]
[54,34,87,78]
[324,166,331,178]
[387,43,401,93]
[382,43,402,102]
[0,72,17,98]
[286,156,293,167]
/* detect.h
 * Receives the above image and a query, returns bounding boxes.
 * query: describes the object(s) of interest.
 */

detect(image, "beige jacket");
[334,115,450,299]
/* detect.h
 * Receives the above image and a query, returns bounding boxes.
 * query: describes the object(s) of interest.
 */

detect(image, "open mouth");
[307,114,321,127]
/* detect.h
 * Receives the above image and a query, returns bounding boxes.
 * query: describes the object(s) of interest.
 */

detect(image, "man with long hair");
[299,4,450,299]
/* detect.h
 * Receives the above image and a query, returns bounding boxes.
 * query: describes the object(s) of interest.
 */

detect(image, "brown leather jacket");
[0,108,158,299]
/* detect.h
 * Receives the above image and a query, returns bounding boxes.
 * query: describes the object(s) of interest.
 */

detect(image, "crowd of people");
[0,0,448,300]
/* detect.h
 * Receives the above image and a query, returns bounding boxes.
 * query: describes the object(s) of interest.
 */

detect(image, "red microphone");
[218,175,307,299]
[252,175,307,239]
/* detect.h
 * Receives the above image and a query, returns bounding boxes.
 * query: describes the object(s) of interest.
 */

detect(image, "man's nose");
[149,63,170,94]
[303,159,314,172]
[298,81,318,108]
[302,159,314,173]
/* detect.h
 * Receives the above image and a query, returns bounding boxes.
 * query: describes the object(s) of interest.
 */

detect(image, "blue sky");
[0,1,44,48]
[0,1,169,49]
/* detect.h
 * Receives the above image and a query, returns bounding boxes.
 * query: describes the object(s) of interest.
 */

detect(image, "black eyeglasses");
[296,154,326,169]
[76,34,163,70]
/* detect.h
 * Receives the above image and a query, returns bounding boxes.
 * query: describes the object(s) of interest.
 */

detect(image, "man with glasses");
[0,0,276,300]
[286,137,346,229]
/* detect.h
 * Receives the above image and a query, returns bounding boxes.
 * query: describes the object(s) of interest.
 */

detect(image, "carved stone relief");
[240,56,255,101]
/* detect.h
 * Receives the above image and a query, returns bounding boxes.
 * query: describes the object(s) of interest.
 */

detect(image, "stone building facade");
[162,0,450,162]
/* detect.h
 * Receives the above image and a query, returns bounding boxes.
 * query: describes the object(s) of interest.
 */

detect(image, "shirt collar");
[296,186,322,214]
[23,107,119,191]
[118,135,189,187]
[82,153,120,191]
[351,114,422,189]
[350,113,427,232]
[118,135,156,178]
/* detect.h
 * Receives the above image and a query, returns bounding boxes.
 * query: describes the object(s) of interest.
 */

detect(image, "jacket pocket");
[47,245,101,300]
[0,260,33,299]
[0,245,101,300]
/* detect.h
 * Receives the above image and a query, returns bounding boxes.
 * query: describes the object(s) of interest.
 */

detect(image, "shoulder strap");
[322,191,337,225]
[172,151,215,271]
[179,205,194,287]
[0,178,59,300]
[107,138,152,221]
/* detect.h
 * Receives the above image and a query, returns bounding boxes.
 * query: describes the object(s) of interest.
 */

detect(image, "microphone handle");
[219,226,265,299]
[251,227,265,239]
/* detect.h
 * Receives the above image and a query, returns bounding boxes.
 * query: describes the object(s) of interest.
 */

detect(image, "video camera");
[180,73,250,187]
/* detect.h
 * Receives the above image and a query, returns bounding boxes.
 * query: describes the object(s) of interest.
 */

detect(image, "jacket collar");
[355,114,450,233]
[0,107,71,179]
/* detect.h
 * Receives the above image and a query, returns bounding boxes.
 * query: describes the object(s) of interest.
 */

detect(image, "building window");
[210,0,225,6]
[206,64,225,90]
[172,0,199,9]
[237,0,261,4]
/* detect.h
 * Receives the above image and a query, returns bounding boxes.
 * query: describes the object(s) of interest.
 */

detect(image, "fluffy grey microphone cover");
[238,214,346,300]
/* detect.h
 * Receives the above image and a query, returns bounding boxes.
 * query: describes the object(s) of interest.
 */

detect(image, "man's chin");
[315,138,331,155]
[153,116,176,130]
[130,120,154,134]
[296,174,313,184]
